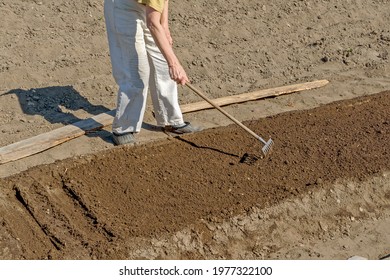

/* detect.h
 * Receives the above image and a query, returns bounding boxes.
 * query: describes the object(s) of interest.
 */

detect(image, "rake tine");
[260,138,274,156]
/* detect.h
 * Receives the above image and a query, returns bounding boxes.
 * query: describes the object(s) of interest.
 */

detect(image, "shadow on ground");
[4,86,109,125]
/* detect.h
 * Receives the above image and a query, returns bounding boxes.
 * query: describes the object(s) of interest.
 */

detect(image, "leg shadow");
[141,122,163,132]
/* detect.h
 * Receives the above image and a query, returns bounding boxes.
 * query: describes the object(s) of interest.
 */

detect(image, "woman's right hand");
[169,63,189,85]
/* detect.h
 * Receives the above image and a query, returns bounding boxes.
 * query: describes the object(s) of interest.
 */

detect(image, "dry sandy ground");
[0,0,389,260]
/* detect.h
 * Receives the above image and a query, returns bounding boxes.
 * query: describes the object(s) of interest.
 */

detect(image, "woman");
[104,0,199,145]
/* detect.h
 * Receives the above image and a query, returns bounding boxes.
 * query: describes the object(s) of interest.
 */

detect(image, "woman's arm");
[146,4,188,85]
[160,0,172,45]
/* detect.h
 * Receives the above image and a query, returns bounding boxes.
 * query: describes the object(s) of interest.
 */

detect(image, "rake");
[186,83,274,156]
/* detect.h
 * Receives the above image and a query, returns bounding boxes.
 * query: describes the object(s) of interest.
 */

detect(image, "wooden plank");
[181,79,329,113]
[0,111,115,165]
[0,80,328,164]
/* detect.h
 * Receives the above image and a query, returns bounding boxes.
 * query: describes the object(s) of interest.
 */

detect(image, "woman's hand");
[169,63,189,85]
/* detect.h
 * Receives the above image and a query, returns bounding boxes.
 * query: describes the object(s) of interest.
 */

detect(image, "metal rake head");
[261,138,274,156]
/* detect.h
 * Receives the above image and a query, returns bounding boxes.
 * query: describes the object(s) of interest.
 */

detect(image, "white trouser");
[104,0,184,134]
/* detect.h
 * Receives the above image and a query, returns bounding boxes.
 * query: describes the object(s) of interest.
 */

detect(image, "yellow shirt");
[138,0,165,13]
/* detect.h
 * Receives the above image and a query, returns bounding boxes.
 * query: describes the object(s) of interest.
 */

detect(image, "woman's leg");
[142,19,184,127]
[104,0,150,134]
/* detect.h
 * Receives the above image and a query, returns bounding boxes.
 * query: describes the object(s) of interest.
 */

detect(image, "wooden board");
[181,79,329,113]
[0,110,116,165]
[0,80,329,164]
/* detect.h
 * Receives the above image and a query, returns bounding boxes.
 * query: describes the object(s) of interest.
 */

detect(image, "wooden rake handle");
[186,83,267,144]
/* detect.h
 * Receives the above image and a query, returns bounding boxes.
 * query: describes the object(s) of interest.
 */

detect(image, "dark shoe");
[112,132,135,145]
[164,122,201,135]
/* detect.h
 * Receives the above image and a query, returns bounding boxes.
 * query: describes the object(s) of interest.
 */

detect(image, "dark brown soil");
[0,91,389,260]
